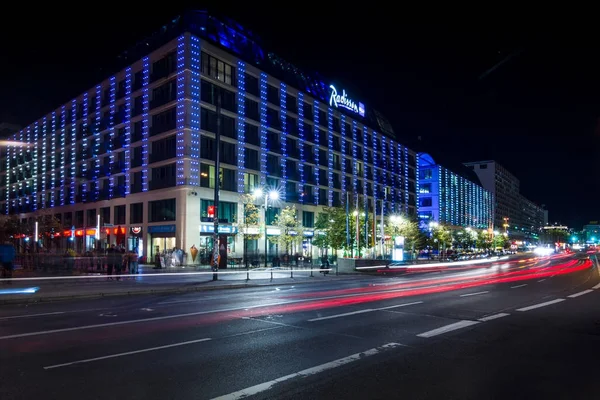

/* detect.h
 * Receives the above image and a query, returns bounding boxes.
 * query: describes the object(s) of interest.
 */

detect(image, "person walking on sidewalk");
[128,248,139,276]
[106,245,120,280]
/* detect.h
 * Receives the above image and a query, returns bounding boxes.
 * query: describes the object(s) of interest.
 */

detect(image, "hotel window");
[419,168,433,180]
[419,183,431,194]
[201,52,236,86]
[420,197,432,207]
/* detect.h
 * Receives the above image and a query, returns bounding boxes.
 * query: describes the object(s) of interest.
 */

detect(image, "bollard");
[310,263,313,277]
[290,263,293,279]
[246,264,250,281]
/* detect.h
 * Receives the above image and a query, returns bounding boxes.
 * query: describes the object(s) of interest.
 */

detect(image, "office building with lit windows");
[464,160,543,241]
[418,153,493,230]
[0,11,417,262]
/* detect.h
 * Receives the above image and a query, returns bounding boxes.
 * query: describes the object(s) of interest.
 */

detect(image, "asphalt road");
[0,252,598,399]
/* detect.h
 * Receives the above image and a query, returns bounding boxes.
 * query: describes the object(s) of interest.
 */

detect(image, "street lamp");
[254,188,279,269]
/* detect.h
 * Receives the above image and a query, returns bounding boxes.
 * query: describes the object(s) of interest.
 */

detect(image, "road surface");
[0,252,598,399]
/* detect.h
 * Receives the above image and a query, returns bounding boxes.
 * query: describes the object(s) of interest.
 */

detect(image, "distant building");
[418,153,493,230]
[464,160,543,242]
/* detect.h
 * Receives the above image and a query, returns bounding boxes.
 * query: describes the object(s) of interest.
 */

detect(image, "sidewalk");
[0,268,354,305]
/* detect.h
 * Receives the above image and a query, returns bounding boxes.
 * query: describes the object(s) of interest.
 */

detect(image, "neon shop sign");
[329,85,365,117]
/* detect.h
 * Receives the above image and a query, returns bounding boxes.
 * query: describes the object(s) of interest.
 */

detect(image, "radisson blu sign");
[329,85,365,117]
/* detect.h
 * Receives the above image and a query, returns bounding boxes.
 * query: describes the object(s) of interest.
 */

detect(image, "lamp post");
[353,210,359,258]
[254,188,279,269]
[212,89,222,281]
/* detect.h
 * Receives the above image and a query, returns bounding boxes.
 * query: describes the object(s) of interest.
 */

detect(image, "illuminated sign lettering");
[329,85,365,117]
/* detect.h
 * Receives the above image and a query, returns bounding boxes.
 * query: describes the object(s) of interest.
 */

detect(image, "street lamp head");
[268,190,279,200]
[252,188,263,199]
[353,210,359,216]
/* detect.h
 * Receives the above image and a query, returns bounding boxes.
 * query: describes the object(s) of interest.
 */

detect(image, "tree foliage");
[385,215,425,251]
[273,205,303,255]
[312,207,348,255]
[239,194,261,240]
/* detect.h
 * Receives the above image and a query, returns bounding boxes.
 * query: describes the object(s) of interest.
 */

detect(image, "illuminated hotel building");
[0,12,417,261]
[418,153,493,230]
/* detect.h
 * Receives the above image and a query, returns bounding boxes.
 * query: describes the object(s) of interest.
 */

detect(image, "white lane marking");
[416,320,480,338]
[538,279,546,282]
[516,298,565,312]
[511,284,527,289]
[308,309,375,322]
[376,301,424,310]
[43,338,212,370]
[209,343,403,400]
[592,283,600,290]
[0,311,65,320]
[568,289,594,298]
[478,313,510,322]
[224,326,284,338]
[460,291,489,297]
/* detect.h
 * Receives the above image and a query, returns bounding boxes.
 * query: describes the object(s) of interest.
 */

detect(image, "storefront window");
[201,200,237,223]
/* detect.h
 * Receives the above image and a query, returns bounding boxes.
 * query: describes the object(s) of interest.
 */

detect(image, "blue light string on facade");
[18,130,23,210]
[33,122,38,211]
[141,57,150,192]
[404,146,409,213]
[176,35,186,185]
[236,61,246,193]
[415,147,420,217]
[340,115,346,197]
[327,108,333,206]
[362,126,368,210]
[50,111,56,207]
[390,142,396,212]
[25,127,31,208]
[82,93,89,201]
[109,76,116,198]
[372,131,378,214]
[297,92,305,202]
[352,120,358,208]
[189,35,201,187]
[313,100,319,206]
[124,67,132,195]
[5,144,9,214]
[94,85,101,199]
[70,100,76,204]
[396,143,402,212]
[259,72,268,187]
[279,82,287,201]
[60,106,66,206]
[41,117,47,207]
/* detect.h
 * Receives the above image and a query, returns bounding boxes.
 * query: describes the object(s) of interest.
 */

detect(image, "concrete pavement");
[0,253,598,399]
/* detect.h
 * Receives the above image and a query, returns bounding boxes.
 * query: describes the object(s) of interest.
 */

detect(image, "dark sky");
[1,8,598,229]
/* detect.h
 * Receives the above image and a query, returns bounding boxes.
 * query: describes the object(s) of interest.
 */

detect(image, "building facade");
[418,153,493,230]
[464,160,543,242]
[0,11,417,262]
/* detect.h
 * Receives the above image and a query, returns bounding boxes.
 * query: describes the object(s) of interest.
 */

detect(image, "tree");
[272,205,303,260]
[0,215,21,243]
[239,194,261,267]
[541,229,569,245]
[385,215,425,256]
[312,207,348,256]
[428,224,452,255]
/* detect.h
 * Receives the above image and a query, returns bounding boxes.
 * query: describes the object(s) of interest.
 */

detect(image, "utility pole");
[212,89,221,281]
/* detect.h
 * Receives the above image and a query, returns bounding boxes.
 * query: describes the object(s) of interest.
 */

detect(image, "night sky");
[1,9,598,229]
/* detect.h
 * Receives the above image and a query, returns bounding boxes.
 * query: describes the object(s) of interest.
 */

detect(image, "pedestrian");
[128,248,139,276]
[106,245,119,280]
[115,248,125,280]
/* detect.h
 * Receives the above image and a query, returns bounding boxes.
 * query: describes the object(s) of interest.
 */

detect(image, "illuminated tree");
[239,193,261,267]
[273,205,303,258]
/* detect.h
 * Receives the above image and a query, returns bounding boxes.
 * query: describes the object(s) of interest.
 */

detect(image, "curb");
[0,276,360,305]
